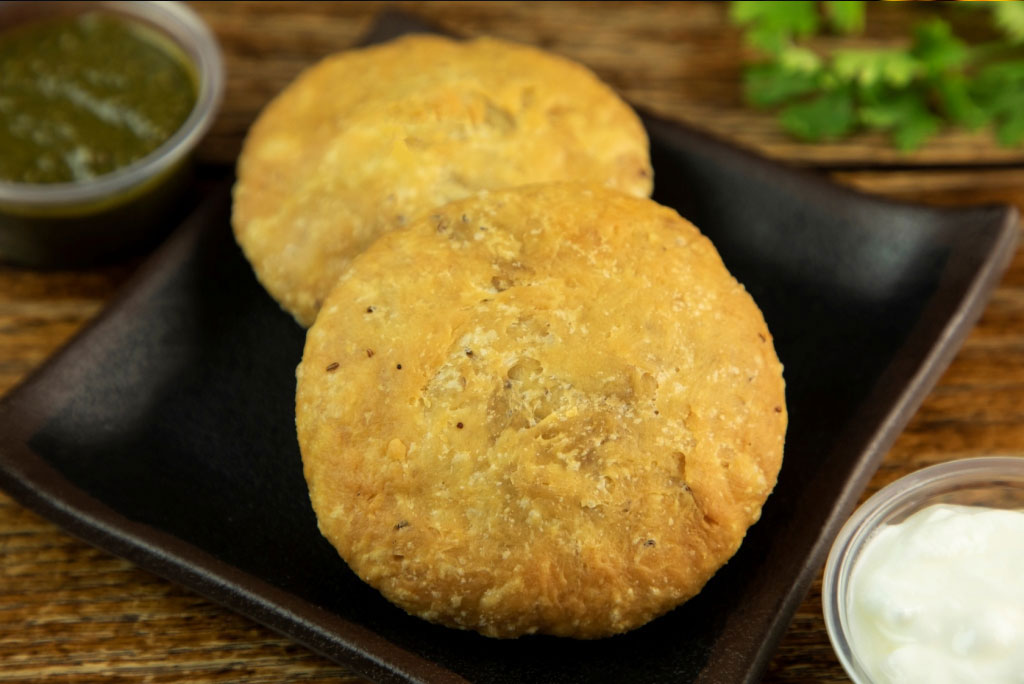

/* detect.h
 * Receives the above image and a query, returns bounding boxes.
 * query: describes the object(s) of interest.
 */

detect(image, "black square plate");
[0,14,1018,684]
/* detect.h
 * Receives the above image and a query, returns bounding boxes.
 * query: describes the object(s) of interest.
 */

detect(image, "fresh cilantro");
[744,45,822,109]
[744,62,822,108]
[997,108,1024,147]
[911,18,968,74]
[993,2,1024,43]
[779,45,823,73]
[832,49,920,88]
[934,74,988,130]
[823,1,865,35]
[859,88,941,151]
[971,60,1024,145]
[730,0,1024,150]
[730,1,819,54]
[780,88,856,141]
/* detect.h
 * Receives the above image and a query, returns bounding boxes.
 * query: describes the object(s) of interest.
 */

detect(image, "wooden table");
[2,2,1022,682]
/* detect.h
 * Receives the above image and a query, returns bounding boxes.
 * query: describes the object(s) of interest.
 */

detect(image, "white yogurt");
[847,503,1024,684]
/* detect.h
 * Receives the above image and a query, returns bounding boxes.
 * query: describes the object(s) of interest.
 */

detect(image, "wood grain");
[190,0,1024,169]
[1,2,1023,683]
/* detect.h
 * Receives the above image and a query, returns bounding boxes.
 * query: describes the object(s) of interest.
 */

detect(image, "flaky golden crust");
[233,34,652,326]
[296,184,786,638]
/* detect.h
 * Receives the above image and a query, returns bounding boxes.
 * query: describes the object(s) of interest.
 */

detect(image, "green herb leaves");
[731,1,820,53]
[732,1,1024,150]
[744,60,821,108]
[823,1,866,35]
[779,88,857,142]
[912,17,968,74]
[993,2,1024,44]
[973,60,1024,145]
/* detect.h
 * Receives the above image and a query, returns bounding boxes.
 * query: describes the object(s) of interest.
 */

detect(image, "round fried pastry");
[233,34,652,326]
[296,184,786,638]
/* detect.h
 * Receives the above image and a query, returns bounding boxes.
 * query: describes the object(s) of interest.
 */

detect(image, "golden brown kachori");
[296,183,786,638]
[233,35,652,326]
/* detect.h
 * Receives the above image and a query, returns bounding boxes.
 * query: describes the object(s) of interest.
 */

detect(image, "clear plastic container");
[0,1,224,266]
[823,456,1024,683]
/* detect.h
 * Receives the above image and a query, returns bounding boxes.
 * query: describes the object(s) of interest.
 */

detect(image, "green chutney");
[0,12,197,184]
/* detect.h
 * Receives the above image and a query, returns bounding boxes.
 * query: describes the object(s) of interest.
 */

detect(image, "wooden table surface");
[2,2,1023,682]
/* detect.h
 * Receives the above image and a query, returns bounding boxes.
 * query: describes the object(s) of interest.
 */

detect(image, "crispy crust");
[233,34,652,326]
[296,184,787,638]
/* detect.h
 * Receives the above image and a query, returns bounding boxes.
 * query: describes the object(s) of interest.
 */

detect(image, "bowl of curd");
[823,457,1024,684]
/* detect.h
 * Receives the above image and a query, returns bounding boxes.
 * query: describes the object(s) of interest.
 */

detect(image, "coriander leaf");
[993,1,1024,43]
[779,88,856,141]
[864,89,929,129]
[857,88,940,150]
[971,59,1024,113]
[893,109,941,151]
[779,45,823,72]
[967,60,1024,146]
[973,59,1024,90]
[996,107,1024,146]
[832,49,921,88]
[823,1,865,35]
[730,1,819,53]
[934,75,988,130]
[744,62,821,107]
[911,17,968,74]
[729,0,1024,149]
